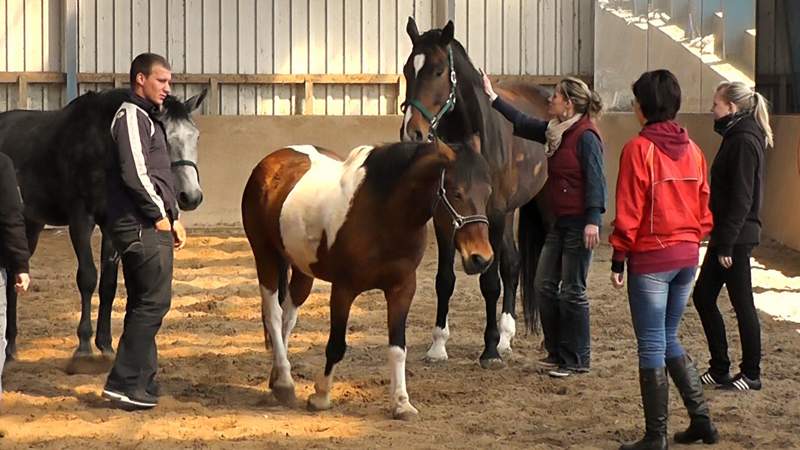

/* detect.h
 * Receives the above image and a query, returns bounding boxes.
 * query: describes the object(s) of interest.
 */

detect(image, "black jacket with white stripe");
[106,92,178,227]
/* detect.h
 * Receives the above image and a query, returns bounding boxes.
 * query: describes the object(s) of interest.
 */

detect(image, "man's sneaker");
[102,387,158,410]
[548,366,589,378]
[700,370,733,386]
[719,373,762,391]
[538,354,561,369]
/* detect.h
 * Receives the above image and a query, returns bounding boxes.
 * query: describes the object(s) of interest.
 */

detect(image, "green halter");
[403,46,457,142]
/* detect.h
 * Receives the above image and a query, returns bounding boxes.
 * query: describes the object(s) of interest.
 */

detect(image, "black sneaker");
[719,373,762,391]
[102,387,158,410]
[538,354,561,368]
[700,370,733,386]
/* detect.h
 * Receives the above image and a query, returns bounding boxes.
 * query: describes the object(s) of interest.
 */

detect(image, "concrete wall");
[184,115,403,227]
[595,4,733,113]
[185,113,800,252]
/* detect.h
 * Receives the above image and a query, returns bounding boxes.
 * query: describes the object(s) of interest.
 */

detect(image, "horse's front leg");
[497,213,519,356]
[68,214,98,359]
[478,217,505,369]
[385,276,418,420]
[95,228,119,358]
[425,222,456,363]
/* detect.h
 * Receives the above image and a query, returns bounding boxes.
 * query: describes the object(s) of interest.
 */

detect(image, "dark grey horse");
[0,88,206,371]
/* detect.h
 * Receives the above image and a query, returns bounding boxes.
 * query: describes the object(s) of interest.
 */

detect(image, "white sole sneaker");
[102,389,157,408]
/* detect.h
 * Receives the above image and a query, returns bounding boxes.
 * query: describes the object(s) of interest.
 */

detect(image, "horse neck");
[381,177,438,229]
[438,51,505,161]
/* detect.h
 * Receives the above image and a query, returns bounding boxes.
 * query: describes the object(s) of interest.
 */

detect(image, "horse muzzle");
[462,252,493,275]
[178,189,203,211]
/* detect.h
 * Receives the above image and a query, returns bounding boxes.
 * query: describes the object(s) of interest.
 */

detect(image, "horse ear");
[406,16,420,44]
[184,88,208,113]
[440,20,454,46]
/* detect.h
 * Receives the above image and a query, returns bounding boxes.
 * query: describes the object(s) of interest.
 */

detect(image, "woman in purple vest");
[481,72,607,377]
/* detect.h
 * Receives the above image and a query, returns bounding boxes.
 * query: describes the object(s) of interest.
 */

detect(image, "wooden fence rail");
[0,72,591,114]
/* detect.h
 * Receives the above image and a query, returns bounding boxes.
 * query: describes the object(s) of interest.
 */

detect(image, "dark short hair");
[632,69,681,122]
[129,53,171,87]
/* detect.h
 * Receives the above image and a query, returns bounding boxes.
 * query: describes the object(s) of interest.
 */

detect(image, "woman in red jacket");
[610,70,718,450]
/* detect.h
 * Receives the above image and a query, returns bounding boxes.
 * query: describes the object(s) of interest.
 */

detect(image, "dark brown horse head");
[401,18,458,143]
[436,134,494,275]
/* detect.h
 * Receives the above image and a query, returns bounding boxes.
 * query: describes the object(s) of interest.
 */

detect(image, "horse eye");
[435,70,444,77]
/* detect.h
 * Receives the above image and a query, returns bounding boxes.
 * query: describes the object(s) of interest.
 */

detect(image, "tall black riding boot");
[620,367,669,450]
[666,354,720,445]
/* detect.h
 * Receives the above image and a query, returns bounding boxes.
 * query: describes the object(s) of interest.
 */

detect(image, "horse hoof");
[392,403,419,421]
[479,358,506,370]
[271,384,297,406]
[423,352,448,364]
[496,343,513,358]
[4,348,18,363]
[307,393,332,412]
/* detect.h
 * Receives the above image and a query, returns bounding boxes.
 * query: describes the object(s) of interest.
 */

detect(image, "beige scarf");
[544,113,583,157]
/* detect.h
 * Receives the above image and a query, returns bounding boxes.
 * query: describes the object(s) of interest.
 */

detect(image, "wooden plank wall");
[1,0,594,114]
[0,0,62,111]
[454,0,594,77]
[756,0,795,113]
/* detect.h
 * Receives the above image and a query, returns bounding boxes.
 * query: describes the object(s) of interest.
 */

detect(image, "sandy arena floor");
[1,228,798,449]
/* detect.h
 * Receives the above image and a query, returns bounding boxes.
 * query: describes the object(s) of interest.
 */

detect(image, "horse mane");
[362,141,435,197]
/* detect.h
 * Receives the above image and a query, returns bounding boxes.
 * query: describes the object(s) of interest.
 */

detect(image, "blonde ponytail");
[752,92,774,147]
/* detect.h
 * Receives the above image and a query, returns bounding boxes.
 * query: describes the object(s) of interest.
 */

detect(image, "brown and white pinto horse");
[241,139,492,419]
[401,18,552,368]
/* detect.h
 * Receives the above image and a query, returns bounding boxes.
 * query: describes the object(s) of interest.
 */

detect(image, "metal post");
[785,0,800,112]
[64,0,79,102]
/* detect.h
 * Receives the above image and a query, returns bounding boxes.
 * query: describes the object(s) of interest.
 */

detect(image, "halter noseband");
[171,159,200,182]
[434,170,489,232]
[402,46,458,142]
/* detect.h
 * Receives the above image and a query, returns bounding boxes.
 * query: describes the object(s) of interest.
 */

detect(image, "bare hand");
[718,255,733,269]
[155,217,172,232]
[15,273,30,293]
[479,68,497,101]
[172,220,187,250]
[584,224,600,250]
[610,272,624,289]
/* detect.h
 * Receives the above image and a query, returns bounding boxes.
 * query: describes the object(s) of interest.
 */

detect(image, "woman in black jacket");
[0,152,32,400]
[693,81,773,391]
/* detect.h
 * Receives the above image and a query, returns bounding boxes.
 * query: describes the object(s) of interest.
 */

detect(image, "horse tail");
[518,195,547,334]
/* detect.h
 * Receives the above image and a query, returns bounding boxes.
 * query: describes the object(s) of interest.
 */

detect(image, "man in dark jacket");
[102,53,186,410]
[1,152,31,400]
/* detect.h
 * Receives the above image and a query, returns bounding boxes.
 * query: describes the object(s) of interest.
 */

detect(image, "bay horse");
[0,88,206,366]
[401,18,551,368]
[241,138,493,419]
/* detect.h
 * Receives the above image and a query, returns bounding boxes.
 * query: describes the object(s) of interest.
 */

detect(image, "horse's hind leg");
[308,284,356,412]
[255,247,297,405]
[497,213,519,357]
[95,229,119,357]
[69,215,98,358]
[425,224,456,363]
[280,267,312,351]
[385,277,418,420]
[6,221,44,362]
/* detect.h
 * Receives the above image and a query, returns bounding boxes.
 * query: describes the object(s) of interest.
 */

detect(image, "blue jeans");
[628,266,696,369]
[536,225,592,369]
